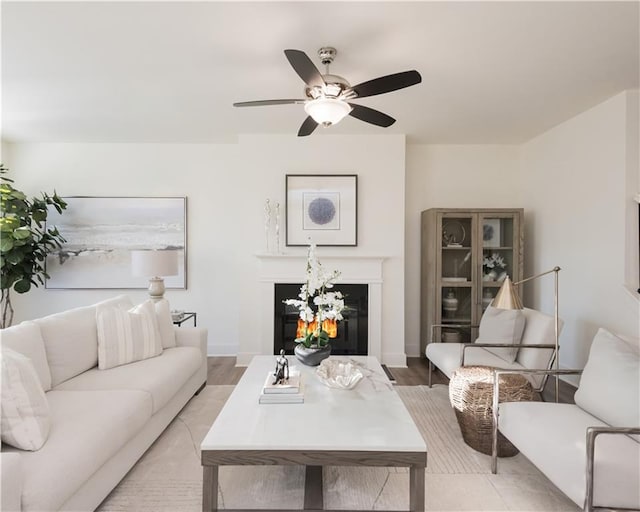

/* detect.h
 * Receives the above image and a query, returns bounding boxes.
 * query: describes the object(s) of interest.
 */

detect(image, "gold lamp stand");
[492,266,561,402]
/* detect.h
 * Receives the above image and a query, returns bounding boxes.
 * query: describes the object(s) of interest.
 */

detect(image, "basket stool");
[449,365,538,456]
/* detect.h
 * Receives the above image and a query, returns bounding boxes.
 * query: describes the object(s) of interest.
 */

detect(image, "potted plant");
[0,164,67,328]
[283,242,345,365]
[482,252,507,282]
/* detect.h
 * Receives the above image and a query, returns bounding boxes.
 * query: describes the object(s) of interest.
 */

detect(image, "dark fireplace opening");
[274,283,369,356]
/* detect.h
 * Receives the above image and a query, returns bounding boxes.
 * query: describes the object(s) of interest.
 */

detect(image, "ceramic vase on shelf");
[442,290,459,318]
[483,270,498,282]
[294,344,331,366]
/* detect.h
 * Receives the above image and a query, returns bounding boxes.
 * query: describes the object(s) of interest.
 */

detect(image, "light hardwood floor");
[206,356,575,403]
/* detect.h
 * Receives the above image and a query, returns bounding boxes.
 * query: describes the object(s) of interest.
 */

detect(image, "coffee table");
[201,355,427,512]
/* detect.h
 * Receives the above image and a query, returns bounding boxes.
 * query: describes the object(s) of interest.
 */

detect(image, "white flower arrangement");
[283,242,345,348]
[483,253,507,275]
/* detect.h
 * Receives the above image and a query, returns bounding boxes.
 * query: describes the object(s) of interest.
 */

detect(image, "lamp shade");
[491,276,524,310]
[131,250,178,278]
[304,98,352,126]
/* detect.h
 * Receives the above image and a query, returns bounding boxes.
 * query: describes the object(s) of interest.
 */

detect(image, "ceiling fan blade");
[233,99,305,107]
[298,116,318,137]
[348,104,396,127]
[284,49,325,88]
[350,70,422,99]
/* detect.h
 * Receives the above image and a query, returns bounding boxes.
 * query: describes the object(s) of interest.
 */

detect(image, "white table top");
[201,356,427,453]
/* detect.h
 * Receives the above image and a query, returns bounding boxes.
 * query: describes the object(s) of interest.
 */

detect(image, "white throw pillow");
[475,305,526,363]
[574,328,640,429]
[0,347,51,451]
[154,299,177,349]
[96,300,163,370]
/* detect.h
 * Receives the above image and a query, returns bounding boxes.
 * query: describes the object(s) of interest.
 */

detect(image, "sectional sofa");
[0,295,208,512]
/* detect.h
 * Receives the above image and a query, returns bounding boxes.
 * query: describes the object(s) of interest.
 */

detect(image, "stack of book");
[259,371,304,404]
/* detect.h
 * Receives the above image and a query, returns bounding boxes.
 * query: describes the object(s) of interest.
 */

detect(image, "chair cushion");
[515,308,561,367]
[475,306,525,363]
[0,348,51,451]
[3,389,152,512]
[97,300,163,370]
[35,295,134,386]
[0,321,52,391]
[54,346,201,413]
[574,328,640,429]
[499,401,640,509]
[154,298,177,349]
[426,342,528,380]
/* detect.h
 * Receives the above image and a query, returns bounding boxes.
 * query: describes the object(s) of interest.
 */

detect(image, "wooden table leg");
[409,466,425,512]
[304,465,323,510]
[202,465,218,512]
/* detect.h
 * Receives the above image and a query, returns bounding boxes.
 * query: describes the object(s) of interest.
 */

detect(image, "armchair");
[492,329,640,512]
[426,307,562,392]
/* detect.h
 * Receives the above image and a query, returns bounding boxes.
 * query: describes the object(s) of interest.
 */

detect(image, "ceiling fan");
[233,47,422,137]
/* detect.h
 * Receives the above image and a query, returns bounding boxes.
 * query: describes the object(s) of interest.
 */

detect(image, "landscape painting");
[46,197,186,289]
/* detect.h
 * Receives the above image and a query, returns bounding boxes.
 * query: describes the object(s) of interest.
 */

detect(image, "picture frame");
[286,174,357,246]
[45,196,187,289]
[482,219,501,248]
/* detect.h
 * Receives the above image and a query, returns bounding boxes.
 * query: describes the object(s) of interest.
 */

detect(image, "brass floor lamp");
[492,266,561,402]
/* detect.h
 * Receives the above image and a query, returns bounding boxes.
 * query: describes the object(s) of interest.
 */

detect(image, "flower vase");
[294,344,331,366]
[442,290,459,318]
[483,270,498,282]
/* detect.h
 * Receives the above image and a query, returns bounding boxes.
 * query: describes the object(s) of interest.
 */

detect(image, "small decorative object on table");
[316,359,364,389]
[283,241,344,366]
[171,309,185,322]
[272,349,289,385]
[260,353,304,404]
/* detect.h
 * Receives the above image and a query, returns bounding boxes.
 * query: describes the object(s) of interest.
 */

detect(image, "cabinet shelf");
[421,208,524,350]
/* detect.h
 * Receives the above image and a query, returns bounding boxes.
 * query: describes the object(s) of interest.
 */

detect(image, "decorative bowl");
[316,359,364,390]
[171,310,185,322]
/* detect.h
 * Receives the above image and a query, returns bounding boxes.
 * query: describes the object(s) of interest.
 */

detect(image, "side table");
[173,312,197,327]
[449,365,538,456]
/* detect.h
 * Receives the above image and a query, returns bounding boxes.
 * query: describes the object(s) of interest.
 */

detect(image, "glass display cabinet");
[420,208,524,354]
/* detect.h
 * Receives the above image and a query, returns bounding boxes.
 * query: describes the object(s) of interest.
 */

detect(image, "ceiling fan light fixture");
[304,98,352,127]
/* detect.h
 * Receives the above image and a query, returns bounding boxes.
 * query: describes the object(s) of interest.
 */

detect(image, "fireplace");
[274,283,369,355]
[239,253,389,367]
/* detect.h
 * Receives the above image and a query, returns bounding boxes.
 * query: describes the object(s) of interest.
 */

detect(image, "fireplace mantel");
[255,252,386,284]
[235,253,388,366]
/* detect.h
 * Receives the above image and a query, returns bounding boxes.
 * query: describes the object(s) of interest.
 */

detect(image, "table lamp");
[492,266,561,402]
[131,250,178,301]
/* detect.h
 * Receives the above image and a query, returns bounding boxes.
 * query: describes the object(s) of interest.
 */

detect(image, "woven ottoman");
[449,365,538,456]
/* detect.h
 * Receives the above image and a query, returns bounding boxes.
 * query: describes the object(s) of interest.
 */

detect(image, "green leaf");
[13,227,31,240]
[6,252,23,265]
[10,190,26,201]
[32,209,46,223]
[0,237,14,252]
[14,279,31,293]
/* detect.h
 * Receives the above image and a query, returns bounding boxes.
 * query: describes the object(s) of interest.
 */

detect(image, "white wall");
[404,145,521,356]
[5,135,407,362]
[521,91,640,378]
[624,91,639,295]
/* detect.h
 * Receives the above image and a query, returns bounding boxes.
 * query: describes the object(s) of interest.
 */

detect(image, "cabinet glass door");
[439,215,474,342]
[479,214,520,312]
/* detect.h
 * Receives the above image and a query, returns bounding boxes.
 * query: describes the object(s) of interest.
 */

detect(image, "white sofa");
[426,307,562,391]
[494,328,640,511]
[0,295,208,512]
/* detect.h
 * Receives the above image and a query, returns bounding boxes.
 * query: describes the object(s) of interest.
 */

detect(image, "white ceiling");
[2,1,638,144]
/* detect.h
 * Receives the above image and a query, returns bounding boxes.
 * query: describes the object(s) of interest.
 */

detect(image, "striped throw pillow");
[97,300,163,370]
[1,347,51,451]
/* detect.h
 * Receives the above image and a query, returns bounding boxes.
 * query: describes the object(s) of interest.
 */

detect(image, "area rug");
[97,385,579,511]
